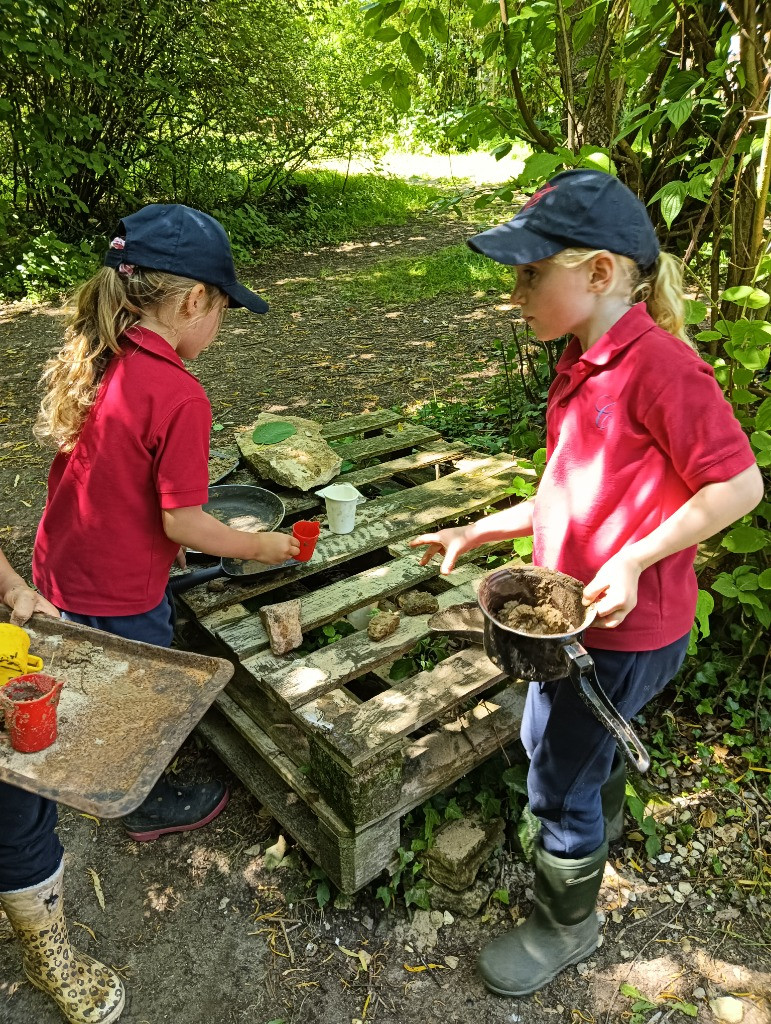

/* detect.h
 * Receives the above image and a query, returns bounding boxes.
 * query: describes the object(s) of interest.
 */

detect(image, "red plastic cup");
[292,520,321,562]
[0,674,64,753]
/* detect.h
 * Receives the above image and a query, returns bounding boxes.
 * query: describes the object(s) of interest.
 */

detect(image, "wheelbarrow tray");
[0,610,233,817]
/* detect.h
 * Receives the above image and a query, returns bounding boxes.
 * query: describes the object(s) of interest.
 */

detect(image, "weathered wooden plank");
[213,547,494,661]
[399,682,526,811]
[319,409,404,440]
[198,703,400,892]
[247,583,477,711]
[303,647,507,769]
[181,454,521,617]
[330,424,441,463]
[247,440,469,520]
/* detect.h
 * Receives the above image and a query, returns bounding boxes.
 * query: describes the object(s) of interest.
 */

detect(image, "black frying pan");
[170,485,290,594]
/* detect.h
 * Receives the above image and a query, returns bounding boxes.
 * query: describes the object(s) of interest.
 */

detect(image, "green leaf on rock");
[252,421,297,445]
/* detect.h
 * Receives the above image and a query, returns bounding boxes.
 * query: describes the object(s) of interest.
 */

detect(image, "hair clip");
[109,237,126,250]
[118,263,135,276]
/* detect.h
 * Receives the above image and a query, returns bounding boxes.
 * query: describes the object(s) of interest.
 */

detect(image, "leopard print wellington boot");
[0,862,125,1023]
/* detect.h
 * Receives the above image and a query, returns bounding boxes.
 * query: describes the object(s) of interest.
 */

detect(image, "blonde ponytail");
[35,267,221,451]
[632,252,693,347]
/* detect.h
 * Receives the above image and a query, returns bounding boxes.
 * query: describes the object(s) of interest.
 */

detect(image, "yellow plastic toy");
[0,623,44,686]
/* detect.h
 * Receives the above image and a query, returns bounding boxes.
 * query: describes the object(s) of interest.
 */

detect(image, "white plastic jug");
[315,483,366,534]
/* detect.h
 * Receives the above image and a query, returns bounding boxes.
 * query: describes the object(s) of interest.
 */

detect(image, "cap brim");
[467,221,566,266]
[224,281,269,314]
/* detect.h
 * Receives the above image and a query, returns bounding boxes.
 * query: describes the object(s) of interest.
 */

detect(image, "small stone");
[361,914,374,931]
[207,578,228,592]
[693,988,706,1000]
[709,996,745,1023]
[444,956,459,969]
[657,852,672,864]
[244,844,261,856]
[575,962,589,976]
[443,911,454,926]
[397,590,440,615]
[678,881,694,895]
[367,610,400,641]
[259,599,303,656]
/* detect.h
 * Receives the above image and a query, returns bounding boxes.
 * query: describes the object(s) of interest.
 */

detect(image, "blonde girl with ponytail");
[411,170,762,998]
[31,206,299,861]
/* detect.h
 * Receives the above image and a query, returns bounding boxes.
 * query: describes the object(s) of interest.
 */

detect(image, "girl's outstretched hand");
[582,550,643,629]
[410,526,475,575]
[251,531,301,565]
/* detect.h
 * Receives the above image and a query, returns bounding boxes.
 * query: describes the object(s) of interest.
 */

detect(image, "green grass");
[325,245,512,306]
[218,170,455,266]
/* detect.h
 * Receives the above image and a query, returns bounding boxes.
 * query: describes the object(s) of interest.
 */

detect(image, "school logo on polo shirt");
[594,394,616,430]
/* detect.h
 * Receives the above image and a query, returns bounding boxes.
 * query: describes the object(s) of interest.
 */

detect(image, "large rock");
[237,414,341,491]
[423,815,505,890]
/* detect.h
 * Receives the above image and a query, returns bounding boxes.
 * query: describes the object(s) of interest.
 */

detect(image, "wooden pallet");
[184,410,532,891]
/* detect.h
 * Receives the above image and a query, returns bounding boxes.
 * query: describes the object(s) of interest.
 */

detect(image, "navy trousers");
[521,633,690,858]
[0,589,174,890]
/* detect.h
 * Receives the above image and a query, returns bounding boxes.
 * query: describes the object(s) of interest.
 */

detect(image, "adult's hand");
[4,584,60,627]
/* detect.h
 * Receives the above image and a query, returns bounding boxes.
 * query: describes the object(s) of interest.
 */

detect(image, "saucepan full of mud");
[429,566,649,772]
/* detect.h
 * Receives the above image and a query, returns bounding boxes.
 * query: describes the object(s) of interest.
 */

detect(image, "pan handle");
[562,642,650,773]
[169,564,225,595]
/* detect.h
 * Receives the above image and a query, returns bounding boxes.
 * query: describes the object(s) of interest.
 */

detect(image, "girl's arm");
[0,548,60,625]
[410,499,536,575]
[584,464,764,628]
[162,507,300,564]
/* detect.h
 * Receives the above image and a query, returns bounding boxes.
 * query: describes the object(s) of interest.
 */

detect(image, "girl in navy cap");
[412,170,762,996]
[32,205,299,838]
[6,206,301,1022]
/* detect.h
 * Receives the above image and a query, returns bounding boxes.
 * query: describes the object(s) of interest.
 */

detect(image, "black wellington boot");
[601,751,626,844]
[479,838,608,996]
[122,776,229,842]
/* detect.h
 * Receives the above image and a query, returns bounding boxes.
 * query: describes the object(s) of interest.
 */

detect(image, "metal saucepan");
[428,566,650,772]
[170,485,292,594]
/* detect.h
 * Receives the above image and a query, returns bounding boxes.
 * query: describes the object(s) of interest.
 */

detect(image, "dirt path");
[0,211,769,1024]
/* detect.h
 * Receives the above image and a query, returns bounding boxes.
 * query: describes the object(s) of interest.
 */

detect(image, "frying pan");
[170,485,290,594]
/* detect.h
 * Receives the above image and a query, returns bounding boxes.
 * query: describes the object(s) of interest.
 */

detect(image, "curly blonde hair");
[551,248,693,347]
[35,267,223,451]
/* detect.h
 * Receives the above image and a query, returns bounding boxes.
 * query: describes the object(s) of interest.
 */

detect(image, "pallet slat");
[181,453,520,616]
[245,582,479,710]
[330,423,441,463]
[301,647,507,769]
[319,409,404,440]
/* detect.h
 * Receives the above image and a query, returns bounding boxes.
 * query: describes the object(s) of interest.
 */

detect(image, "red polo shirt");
[33,326,211,615]
[533,303,755,651]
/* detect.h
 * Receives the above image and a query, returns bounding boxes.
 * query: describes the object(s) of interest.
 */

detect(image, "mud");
[497,600,576,635]
[1,680,43,701]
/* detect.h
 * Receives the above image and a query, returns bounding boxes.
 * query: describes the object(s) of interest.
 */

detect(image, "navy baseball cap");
[468,169,659,271]
[104,204,268,313]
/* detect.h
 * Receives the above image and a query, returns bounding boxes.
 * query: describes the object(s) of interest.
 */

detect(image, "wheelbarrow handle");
[169,564,225,595]
[563,642,650,773]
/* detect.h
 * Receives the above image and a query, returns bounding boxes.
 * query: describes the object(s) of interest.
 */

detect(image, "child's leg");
[0,783,62,891]
[523,633,690,857]
[479,633,690,996]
